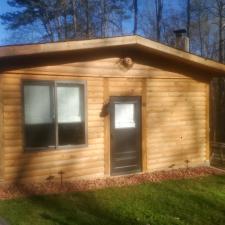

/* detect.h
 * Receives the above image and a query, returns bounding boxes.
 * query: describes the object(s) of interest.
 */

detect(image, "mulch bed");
[0,166,224,200]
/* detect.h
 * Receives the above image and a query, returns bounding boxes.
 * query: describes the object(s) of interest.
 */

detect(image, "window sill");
[24,144,88,153]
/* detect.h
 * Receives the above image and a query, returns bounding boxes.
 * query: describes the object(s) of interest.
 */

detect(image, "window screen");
[24,83,55,148]
[57,84,85,146]
[23,81,86,149]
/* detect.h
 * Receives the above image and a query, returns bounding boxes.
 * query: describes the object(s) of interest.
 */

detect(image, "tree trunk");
[197,14,203,56]
[85,0,90,38]
[133,0,138,34]
[155,0,163,41]
[219,18,223,62]
[101,0,107,37]
[71,0,77,38]
[63,14,68,40]
[42,12,55,42]
[186,0,191,37]
[219,10,223,62]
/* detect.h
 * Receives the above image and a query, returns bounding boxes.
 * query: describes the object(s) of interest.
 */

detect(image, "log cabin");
[0,35,224,184]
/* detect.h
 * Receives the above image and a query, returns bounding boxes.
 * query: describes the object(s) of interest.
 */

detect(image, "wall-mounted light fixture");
[100,102,110,117]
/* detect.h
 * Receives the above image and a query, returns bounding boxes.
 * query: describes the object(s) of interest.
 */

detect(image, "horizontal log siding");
[8,58,192,79]
[108,78,143,96]
[0,58,209,183]
[0,78,3,182]
[146,79,208,171]
[2,74,105,183]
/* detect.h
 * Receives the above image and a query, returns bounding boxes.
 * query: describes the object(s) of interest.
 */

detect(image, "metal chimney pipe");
[174,29,190,52]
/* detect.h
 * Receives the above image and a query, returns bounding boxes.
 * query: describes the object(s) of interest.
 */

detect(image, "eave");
[0,35,225,75]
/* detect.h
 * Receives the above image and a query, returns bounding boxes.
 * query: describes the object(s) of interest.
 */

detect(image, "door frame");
[103,79,148,176]
[109,96,142,176]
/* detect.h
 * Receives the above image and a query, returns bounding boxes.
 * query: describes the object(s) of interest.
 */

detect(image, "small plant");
[46,175,55,182]
[58,170,65,186]
[169,164,175,169]
[185,159,190,169]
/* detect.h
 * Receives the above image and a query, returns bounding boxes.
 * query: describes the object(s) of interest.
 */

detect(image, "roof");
[0,35,225,74]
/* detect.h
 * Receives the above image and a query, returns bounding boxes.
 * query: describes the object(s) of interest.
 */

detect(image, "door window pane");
[115,103,136,129]
[24,84,55,148]
[57,84,85,146]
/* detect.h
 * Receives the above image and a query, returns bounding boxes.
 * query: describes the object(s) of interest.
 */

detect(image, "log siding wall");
[0,58,209,183]
[2,74,105,183]
[146,79,208,171]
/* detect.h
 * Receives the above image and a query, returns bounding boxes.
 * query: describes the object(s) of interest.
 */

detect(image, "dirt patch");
[0,166,224,200]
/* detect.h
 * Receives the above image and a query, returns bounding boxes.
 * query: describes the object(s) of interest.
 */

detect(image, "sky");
[0,0,12,45]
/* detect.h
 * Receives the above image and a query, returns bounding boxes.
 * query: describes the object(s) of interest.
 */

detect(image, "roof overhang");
[0,35,225,75]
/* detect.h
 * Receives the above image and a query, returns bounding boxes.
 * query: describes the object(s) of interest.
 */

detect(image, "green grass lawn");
[0,175,225,225]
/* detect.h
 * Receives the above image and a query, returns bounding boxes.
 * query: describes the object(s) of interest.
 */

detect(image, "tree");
[0,0,130,42]
[139,0,164,42]
[98,0,131,37]
[209,0,225,62]
[191,0,211,57]
[160,1,186,46]
[0,0,71,41]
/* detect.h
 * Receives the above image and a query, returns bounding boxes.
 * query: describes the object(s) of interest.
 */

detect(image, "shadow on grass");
[26,191,141,225]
